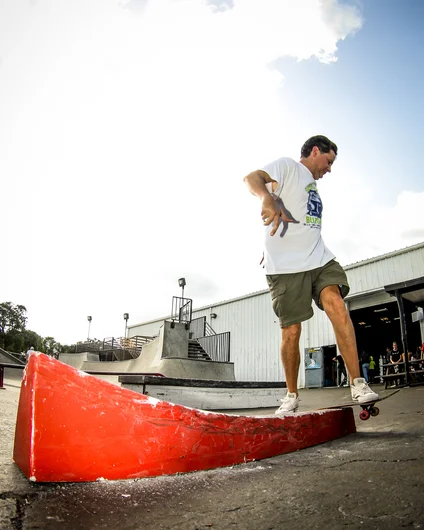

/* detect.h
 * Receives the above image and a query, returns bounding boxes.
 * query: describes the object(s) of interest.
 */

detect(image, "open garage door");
[350,300,422,359]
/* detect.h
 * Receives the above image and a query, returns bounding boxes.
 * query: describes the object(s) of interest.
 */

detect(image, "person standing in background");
[368,356,376,384]
[360,350,370,383]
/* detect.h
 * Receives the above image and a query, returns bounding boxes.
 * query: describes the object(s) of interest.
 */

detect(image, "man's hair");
[301,135,338,158]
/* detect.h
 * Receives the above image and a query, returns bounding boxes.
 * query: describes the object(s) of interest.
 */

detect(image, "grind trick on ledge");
[244,135,379,414]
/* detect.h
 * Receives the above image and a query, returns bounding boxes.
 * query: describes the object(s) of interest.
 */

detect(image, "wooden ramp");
[13,353,356,483]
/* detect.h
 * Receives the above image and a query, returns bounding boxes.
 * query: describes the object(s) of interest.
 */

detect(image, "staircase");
[188,339,211,361]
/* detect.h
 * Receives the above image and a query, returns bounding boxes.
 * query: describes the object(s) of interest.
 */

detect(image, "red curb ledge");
[13,353,356,483]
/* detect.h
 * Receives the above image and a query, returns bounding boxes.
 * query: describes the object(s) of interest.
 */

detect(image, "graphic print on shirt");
[271,193,300,238]
[305,183,323,229]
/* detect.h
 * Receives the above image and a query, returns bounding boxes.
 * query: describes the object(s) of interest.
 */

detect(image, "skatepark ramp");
[60,320,235,382]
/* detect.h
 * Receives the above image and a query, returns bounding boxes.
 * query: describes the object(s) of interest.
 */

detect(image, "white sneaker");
[275,392,300,414]
[351,378,379,404]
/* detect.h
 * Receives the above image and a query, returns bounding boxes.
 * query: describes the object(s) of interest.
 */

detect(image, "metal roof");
[385,276,424,304]
[190,241,424,312]
[343,241,424,270]
[129,241,424,328]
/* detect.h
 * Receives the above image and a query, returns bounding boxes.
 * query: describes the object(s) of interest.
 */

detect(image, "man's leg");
[319,285,360,383]
[281,323,302,396]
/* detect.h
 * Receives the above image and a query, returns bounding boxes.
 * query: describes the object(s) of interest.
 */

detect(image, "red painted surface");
[13,353,356,483]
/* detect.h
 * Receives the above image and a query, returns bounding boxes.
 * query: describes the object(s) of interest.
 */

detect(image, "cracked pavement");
[1,372,424,529]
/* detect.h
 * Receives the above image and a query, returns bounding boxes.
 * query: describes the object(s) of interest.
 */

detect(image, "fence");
[75,335,156,361]
[171,297,192,324]
[198,332,230,363]
[189,317,219,339]
[189,317,206,339]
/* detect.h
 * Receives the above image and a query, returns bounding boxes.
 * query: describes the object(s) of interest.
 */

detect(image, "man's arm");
[243,170,291,236]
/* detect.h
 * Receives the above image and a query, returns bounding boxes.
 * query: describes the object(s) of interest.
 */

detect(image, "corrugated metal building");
[128,242,424,388]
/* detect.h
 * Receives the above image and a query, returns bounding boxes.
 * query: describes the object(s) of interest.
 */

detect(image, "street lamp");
[87,316,92,341]
[178,277,186,299]
[123,313,129,339]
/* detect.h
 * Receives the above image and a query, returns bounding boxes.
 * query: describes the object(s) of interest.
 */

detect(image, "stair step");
[188,353,212,361]
[188,340,212,361]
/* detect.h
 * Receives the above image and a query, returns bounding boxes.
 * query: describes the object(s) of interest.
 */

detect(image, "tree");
[61,344,77,353]
[22,329,43,352]
[0,302,27,349]
[0,301,76,357]
[42,337,62,359]
[0,302,27,334]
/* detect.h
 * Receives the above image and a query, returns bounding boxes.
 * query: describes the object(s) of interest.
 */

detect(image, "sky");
[1,0,423,345]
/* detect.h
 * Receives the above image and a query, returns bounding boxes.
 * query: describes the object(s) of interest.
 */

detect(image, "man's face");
[393,343,398,351]
[310,147,336,180]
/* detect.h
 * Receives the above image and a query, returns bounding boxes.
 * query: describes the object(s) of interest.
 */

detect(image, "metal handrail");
[171,297,192,323]
[74,335,156,360]
[204,321,216,337]
[189,317,206,339]
[189,318,217,338]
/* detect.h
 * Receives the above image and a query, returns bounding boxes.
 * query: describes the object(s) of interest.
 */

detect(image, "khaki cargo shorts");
[266,259,350,328]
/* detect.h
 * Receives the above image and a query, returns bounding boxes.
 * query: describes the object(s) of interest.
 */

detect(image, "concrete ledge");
[120,375,287,409]
[13,353,356,482]
[119,375,286,388]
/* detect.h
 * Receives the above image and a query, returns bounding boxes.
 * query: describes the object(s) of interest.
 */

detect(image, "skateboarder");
[243,135,379,413]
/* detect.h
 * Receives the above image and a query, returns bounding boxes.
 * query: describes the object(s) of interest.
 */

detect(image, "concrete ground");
[1,372,424,530]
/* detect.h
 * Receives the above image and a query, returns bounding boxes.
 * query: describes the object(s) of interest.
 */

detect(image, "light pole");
[87,316,92,341]
[123,313,129,339]
[178,277,186,299]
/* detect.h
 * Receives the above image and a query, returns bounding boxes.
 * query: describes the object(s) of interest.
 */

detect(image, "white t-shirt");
[261,157,335,274]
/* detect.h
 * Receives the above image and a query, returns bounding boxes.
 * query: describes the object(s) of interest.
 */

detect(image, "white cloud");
[0,0,365,343]
[322,183,424,266]
[321,0,362,42]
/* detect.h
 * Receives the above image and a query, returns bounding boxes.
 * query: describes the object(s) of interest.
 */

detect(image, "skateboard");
[318,389,400,420]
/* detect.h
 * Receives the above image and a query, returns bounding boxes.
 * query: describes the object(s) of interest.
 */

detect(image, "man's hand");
[261,195,294,236]
[243,170,297,236]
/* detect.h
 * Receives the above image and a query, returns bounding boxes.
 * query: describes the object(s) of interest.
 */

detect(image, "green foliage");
[0,301,75,357]
[3,329,25,353]
[0,302,27,335]
[22,329,44,352]
[42,336,61,358]
[0,302,28,350]
[61,344,77,353]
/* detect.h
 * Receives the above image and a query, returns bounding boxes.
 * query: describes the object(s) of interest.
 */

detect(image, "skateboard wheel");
[370,406,380,417]
[359,410,370,421]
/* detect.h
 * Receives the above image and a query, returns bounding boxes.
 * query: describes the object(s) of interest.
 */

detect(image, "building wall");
[128,243,424,386]
[345,243,424,295]
[192,293,282,383]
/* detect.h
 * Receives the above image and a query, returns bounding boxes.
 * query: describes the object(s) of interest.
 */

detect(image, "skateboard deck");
[317,389,401,420]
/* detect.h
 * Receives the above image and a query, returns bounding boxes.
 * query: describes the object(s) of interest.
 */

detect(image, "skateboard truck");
[359,403,380,421]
